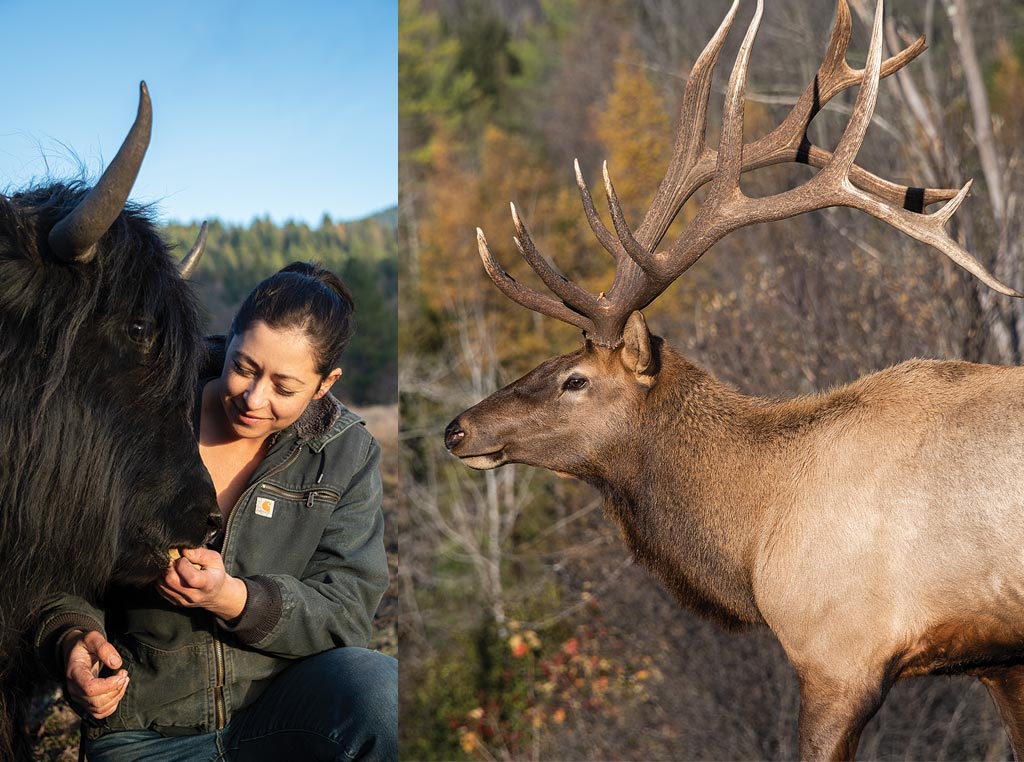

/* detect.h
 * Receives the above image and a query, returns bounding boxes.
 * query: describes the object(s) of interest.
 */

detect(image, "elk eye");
[562,375,588,392]
[127,319,152,345]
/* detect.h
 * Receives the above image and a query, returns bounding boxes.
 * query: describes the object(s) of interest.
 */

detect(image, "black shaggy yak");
[0,83,220,757]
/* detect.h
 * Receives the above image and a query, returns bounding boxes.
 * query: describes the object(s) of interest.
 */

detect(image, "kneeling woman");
[35,262,396,761]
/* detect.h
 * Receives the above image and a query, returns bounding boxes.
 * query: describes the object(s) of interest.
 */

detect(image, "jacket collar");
[203,335,361,451]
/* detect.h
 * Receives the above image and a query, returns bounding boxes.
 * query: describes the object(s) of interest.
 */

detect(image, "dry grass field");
[351,403,400,657]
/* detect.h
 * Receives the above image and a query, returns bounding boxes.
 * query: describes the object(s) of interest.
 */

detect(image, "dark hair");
[230,261,355,378]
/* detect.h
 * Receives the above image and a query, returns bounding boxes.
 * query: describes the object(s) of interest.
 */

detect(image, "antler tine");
[510,202,601,315]
[475,228,597,334]
[843,178,1022,297]
[602,162,659,277]
[823,0,884,183]
[933,179,971,227]
[635,0,741,250]
[816,0,922,103]
[574,158,626,264]
[717,0,764,191]
[640,0,764,281]
[665,0,742,179]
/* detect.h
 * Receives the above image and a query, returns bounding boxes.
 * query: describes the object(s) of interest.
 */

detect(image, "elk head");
[446,312,659,477]
[445,0,1020,475]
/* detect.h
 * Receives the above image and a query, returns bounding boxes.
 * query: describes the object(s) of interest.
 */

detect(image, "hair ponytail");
[230,261,355,378]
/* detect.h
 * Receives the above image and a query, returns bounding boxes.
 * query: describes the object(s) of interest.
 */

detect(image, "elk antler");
[477,0,1020,348]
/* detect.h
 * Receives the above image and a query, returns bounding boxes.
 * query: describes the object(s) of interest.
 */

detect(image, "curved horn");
[48,81,153,264]
[179,221,208,280]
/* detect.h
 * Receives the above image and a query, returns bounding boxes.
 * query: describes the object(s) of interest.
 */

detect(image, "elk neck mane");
[586,339,977,631]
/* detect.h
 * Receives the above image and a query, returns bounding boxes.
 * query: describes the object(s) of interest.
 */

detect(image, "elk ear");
[620,311,656,385]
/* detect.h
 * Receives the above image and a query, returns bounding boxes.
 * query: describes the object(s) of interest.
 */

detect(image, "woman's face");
[218,320,341,440]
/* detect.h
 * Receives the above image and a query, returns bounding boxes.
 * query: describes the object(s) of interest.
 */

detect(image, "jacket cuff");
[218,575,282,645]
[35,612,105,679]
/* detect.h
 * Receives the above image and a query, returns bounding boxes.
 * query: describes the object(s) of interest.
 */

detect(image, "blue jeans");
[83,647,397,762]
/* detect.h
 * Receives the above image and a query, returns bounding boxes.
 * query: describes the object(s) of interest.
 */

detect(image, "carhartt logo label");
[255,498,275,518]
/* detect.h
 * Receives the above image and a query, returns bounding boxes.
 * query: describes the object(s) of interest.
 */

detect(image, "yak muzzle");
[205,512,224,543]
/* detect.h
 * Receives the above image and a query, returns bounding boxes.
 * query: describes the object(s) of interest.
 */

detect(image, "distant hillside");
[365,206,398,228]
[164,206,397,405]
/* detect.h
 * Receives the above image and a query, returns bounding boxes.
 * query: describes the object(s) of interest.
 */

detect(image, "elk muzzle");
[444,415,507,469]
[443,419,466,450]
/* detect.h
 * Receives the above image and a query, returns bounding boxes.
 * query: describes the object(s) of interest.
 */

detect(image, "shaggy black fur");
[0,182,219,758]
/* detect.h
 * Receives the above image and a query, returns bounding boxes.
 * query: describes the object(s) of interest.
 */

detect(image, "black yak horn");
[179,221,208,279]
[49,81,153,264]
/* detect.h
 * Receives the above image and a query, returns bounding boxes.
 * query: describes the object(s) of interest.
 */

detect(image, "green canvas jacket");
[33,351,388,737]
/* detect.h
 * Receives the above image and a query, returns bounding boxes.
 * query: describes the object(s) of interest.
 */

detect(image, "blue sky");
[0,1,397,226]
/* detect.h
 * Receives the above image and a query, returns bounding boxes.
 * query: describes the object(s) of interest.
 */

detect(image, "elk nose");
[444,420,466,450]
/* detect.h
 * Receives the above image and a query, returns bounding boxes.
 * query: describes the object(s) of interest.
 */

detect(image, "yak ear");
[620,311,657,385]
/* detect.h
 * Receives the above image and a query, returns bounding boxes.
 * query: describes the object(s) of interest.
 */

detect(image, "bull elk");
[444,0,1024,758]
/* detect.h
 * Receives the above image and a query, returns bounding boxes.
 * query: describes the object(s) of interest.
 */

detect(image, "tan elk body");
[445,0,1024,758]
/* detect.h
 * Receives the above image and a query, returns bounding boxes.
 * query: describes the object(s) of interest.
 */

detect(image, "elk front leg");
[797,672,889,761]
[979,665,1024,760]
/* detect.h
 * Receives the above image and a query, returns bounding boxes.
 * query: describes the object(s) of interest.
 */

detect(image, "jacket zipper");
[214,638,226,728]
[212,444,303,729]
[258,483,341,507]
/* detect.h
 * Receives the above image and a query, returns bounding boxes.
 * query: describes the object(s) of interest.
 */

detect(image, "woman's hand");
[62,629,128,720]
[157,548,248,621]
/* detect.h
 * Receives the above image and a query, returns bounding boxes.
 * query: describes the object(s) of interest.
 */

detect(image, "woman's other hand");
[157,548,248,620]
[63,629,128,720]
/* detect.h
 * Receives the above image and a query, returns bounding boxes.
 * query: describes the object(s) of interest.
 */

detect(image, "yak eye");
[127,319,152,345]
[562,375,588,392]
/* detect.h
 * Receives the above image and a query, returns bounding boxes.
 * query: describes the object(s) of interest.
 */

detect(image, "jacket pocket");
[229,483,342,578]
[111,635,215,734]
[258,483,340,508]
